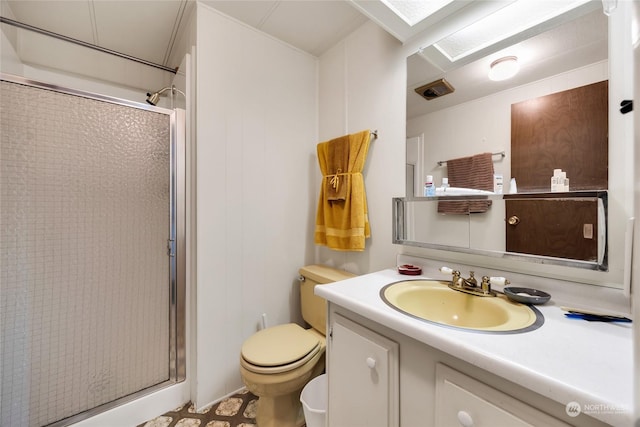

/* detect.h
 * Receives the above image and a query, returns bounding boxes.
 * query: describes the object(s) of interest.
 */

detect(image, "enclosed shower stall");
[0,74,186,426]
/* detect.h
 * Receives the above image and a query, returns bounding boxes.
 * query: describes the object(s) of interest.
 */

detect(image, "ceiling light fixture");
[488,56,519,81]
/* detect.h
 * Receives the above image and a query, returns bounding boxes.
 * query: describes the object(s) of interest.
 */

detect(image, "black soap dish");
[503,287,551,305]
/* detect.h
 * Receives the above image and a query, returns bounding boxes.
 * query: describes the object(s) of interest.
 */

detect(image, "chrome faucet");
[465,271,478,287]
[440,267,508,297]
[448,269,478,289]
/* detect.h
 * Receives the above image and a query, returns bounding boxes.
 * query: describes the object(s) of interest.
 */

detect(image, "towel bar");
[437,151,504,167]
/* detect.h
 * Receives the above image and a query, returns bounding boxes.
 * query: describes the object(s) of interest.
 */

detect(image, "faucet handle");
[440,266,454,274]
[481,276,491,292]
[489,277,511,287]
[440,266,462,287]
[481,276,499,296]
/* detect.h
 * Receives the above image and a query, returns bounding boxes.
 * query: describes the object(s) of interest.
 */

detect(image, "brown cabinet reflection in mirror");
[511,81,608,192]
[506,81,607,263]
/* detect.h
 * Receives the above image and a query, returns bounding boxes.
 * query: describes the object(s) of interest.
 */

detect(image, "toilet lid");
[241,323,320,367]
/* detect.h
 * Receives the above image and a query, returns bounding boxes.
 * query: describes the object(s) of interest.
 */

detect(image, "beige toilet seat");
[241,323,322,375]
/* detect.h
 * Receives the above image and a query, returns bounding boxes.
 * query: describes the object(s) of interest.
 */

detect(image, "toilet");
[239,265,355,427]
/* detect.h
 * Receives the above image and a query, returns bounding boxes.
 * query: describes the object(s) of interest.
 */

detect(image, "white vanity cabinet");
[325,304,611,427]
[435,363,570,427]
[327,313,399,427]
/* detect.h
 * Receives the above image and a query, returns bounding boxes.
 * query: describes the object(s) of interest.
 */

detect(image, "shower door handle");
[167,238,176,257]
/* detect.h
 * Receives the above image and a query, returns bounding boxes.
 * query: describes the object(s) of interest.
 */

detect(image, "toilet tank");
[299,265,355,335]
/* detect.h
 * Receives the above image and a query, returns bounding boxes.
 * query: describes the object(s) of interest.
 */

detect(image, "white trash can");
[300,373,327,427]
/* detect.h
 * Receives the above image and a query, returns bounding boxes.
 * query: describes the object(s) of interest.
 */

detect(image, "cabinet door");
[435,364,569,427]
[505,198,599,261]
[328,314,399,427]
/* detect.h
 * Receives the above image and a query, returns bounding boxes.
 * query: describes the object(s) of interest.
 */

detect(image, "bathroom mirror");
[401,2,633,283]
[393,191,608,271]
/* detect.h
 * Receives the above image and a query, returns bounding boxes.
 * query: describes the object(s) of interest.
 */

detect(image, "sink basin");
[380,280,543,333]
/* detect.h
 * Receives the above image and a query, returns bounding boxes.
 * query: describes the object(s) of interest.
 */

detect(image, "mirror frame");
[393,190,608,271]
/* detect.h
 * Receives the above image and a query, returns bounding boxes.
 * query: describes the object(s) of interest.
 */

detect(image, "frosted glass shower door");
[0,77,182,427]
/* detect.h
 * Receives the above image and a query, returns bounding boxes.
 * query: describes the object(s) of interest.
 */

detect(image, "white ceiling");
[2,0,608,118]
[2,0,370,69]
[200,1,368,57]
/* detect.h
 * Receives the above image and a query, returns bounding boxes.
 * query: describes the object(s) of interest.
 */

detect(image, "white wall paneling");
[316,21,405,274]
[194,3,318,408]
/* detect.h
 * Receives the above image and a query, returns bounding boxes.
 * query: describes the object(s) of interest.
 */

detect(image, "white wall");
[316,20,406,274]
[0,31,172,105]
[193,3,319,408]
[0,0,23,75]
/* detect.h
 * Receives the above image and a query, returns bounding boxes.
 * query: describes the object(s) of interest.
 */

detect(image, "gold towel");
[325,135,349,201]
[315,130,371,251]
[438,152,494,215]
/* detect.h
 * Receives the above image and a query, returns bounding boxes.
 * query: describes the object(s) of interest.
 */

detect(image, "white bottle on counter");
[493,174,503,194]
[551,169,570,192]
[441,177,449,192]
[562,172,570,191]
[551,169,563,192]
[424,175,435,196]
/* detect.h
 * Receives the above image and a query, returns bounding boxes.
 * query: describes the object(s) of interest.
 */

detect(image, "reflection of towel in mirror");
[315,130,371,251]
[325,135,349,201]
[438,152,494,214]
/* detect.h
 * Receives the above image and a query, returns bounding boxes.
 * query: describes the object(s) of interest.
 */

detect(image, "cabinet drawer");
[435,364,569,427]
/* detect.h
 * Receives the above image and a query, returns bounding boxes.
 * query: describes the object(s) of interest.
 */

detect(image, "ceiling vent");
[414,78,455,100]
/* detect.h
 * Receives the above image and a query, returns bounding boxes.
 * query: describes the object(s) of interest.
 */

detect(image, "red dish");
[397,264,422,275]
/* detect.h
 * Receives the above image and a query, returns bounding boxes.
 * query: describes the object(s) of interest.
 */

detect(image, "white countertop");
[316,268,633,426]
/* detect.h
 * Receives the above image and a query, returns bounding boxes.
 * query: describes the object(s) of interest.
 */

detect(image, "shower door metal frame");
[0,73,187,426]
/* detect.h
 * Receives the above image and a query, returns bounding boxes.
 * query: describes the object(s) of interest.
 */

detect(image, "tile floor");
[138,390,259,427]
